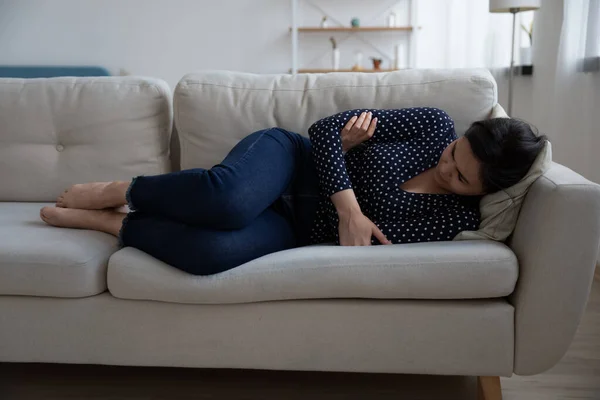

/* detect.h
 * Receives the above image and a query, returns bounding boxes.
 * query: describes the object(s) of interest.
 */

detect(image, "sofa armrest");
[508,162,600,375]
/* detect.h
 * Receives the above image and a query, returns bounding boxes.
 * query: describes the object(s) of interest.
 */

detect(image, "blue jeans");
[120,128,321,275]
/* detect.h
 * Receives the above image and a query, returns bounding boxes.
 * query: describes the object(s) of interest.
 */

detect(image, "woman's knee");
[238,128,297,149]
[264,127,303,146]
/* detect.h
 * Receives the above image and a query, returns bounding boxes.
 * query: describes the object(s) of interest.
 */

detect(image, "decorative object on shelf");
[387,12,397,27]
[520,48,532,65]
[321,16,329,28]
[520,19,533,65]
[371,57,383,71]
[393,43,407,69]
[330,37,340,71]
[351,18,360,27]
[489,0,541,116]
[521,19,533,43]
[352,51,364,71]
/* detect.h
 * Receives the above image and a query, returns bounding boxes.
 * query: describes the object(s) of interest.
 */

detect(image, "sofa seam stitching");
[177,77,495,92]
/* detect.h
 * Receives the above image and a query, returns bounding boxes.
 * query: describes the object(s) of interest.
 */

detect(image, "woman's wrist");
[331,190,361,219]
[337,206,362,221]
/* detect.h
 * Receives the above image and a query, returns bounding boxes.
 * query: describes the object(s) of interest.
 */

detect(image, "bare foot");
[40,206,125,236]
[57,181,130,210]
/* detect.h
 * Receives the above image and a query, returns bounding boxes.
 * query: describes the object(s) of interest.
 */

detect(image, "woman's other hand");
[338,209,391,246]
[341,111,377,153]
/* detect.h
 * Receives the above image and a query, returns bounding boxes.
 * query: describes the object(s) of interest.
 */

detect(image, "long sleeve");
[367,107,455,145]
[308,112,354,197]
[308,107,455,197]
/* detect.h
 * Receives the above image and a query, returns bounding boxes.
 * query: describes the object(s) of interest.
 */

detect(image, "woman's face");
[434,137,486,196]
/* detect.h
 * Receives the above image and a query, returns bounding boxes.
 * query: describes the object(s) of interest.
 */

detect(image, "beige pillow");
[453,128,552,242]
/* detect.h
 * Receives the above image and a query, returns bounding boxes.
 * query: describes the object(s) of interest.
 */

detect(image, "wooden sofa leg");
[477,376,502,400]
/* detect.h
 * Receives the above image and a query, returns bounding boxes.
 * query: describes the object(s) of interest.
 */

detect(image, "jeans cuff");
[117,213,131,247]
[125,176,139,212]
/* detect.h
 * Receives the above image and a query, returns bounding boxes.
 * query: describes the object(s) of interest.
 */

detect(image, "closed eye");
[451,143,468,184]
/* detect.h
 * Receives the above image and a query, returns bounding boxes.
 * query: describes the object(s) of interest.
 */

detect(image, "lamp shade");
[489,0,541,12]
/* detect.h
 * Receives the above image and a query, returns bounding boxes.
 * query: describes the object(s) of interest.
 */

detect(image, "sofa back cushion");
[0,77,172,202]
[174,69,498,169]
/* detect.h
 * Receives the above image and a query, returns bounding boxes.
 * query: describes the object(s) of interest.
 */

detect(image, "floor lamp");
[489,0,541,116]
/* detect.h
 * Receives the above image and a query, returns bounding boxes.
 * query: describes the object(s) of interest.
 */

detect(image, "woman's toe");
[40,207,51,222]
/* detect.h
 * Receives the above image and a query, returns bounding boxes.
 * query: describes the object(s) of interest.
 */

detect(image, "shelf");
[289,0,417,74]
[292,68,402,74]
[291,26,413,32]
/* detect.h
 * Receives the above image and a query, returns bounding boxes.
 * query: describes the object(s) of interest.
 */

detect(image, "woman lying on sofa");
[40,108,546,276]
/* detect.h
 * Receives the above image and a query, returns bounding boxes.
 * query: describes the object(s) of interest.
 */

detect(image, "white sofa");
[1,69,599,398]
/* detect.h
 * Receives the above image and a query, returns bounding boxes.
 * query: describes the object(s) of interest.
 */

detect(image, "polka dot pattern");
[307,107,480,246]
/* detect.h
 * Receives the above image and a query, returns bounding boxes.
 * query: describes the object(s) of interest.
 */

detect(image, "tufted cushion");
[174,69,498,170]
[0,77,173,202]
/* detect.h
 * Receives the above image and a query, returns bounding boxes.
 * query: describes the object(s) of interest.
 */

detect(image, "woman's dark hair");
[464,118,547,193]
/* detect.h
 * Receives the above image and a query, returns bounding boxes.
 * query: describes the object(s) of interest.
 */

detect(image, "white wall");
[0,0,292,87]
[0,0,413,87]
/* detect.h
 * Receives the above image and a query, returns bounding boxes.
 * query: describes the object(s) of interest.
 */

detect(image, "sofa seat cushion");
[108,240,518,304]
[0,203,119,297]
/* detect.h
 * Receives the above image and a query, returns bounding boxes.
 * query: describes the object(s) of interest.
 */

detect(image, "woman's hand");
[338,209,391,246]
[341,111,377,153]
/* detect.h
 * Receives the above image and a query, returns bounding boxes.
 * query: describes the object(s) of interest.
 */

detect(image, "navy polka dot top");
[307,107,480,246]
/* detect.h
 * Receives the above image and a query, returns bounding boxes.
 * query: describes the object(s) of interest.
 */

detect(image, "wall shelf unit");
[291,68,403,73]
[292,26,414,32]
[290,0,418,74]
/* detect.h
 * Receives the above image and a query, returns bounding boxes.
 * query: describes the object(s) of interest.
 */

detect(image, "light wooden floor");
[501,276,600,400]
[1,280,598,400]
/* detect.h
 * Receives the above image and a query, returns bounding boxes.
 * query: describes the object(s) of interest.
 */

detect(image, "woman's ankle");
[107,181,131,207]
[96,209,126,236]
